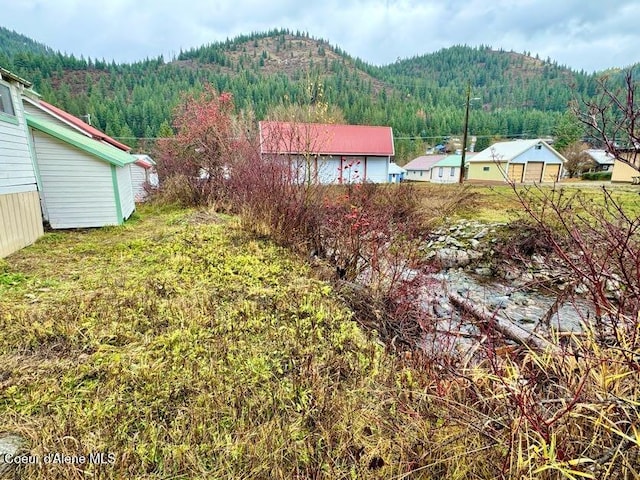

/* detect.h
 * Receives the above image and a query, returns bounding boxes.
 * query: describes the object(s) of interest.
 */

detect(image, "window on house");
[0,83,16,118]
[535,144,542,150]
[450,167,455,176]
[483,166,490,172]
[419,171,423,177]
[438,167,443,177]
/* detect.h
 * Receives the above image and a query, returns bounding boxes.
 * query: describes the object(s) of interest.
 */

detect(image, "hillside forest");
[0,26,632,163]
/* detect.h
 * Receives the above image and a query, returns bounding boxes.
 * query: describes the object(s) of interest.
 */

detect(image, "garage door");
[507,164,524,183]
[524,162,544,183]
[542,164,560,183]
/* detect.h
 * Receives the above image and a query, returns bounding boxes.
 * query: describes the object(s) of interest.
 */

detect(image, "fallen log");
[449,292,559,352]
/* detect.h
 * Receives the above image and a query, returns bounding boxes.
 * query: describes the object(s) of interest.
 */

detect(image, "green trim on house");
[111,165,124,224]
[26,115,136,167]
[0,111,19,125]
[24,127,47,219]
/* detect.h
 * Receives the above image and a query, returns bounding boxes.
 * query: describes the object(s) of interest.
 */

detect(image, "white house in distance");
[430,153,475,184]
[404,155,448,182]
[130,154,159,201]
[259,121,395,184]
[467,139,566,183]
[0,67,43,257]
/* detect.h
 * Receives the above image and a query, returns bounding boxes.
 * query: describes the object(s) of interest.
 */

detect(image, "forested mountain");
[0,27,610,161]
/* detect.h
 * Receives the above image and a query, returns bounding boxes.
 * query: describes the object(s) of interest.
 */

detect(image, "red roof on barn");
[259,121,394,156]
[39,100,132,152]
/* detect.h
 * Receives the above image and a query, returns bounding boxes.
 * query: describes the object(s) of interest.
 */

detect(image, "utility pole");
[459,83,471,184]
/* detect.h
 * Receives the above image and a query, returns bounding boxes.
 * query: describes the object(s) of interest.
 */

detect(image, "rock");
[0,434,26,478]
[435,248,470,268]
[473,228,489,239]
[469,238,481,249]
[574,283,589,295]
[474,267,493,277]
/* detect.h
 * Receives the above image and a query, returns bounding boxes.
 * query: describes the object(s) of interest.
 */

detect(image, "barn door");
[524,162,544,182]
[507,164,524,183]
[542,164,560,183]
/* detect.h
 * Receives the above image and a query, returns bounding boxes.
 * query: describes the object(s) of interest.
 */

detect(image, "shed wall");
[116,163,135,219]
[31,129,119,228]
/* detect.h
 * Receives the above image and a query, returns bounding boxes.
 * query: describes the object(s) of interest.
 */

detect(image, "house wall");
[0,191,43,258]
[116,163,135,219]
[611,159,640,183]
[467,162,509,182]
[405,169,430,182]
[30,129,120,228]
[364,156,388,183]
[317,156,341,184]
[23,101,77,131]
[430,165,459,184]
[512,146,562,164]
[130,164,149,201]
[0,78,44,257]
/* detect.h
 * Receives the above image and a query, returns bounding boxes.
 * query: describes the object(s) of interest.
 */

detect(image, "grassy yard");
[1,187,638,479]
[0,205,459,479]
[409,182,640,223]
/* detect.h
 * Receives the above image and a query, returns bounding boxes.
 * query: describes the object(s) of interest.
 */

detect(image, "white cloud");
[2,0,640,71]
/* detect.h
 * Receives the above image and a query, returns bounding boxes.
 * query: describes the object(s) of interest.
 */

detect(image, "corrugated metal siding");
[364,157,389,183]
[0,81,37,193]
[0,190,43,258]
[317,156,341,184]
[31,129,119,228]
[117,163,135,219]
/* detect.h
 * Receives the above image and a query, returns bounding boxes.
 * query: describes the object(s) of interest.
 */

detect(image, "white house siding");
[430,166,460,184]
[0,79,43,257]
[22,101,77,132]
[116,163,135,219]
[364,157,389,183]
[130,164,149,201]
[0,83,38,193]
[30,130,119,228]
[405,170,430,182]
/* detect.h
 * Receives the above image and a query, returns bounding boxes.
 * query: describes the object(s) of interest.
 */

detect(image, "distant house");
[130,154,158,201]
[26,115,136,229]
[404,155,447,182]
[388,162,407,183]
[430,154,473,184]
[259,121,395,184]
[583,149,615,172]
[0,67,43,257]
[611,149,640,183]
[467,139,565,183]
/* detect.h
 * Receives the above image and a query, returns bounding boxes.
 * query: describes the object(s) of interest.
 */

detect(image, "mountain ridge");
[0,26,624,160]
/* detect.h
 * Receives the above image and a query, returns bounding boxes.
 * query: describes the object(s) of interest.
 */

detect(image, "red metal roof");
[39,100,131,152]
[259,121,394,156]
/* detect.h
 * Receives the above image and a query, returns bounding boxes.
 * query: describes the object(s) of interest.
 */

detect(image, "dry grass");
[1,199,639,479]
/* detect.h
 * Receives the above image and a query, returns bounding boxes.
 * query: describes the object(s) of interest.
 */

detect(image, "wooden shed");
[0,67,43,257]
[26,115,136,229]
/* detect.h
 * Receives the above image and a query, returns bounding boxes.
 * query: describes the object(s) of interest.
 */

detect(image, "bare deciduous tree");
[571,69,640,172]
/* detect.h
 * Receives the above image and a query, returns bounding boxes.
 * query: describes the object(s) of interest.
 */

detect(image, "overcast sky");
[3,0,639,73]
